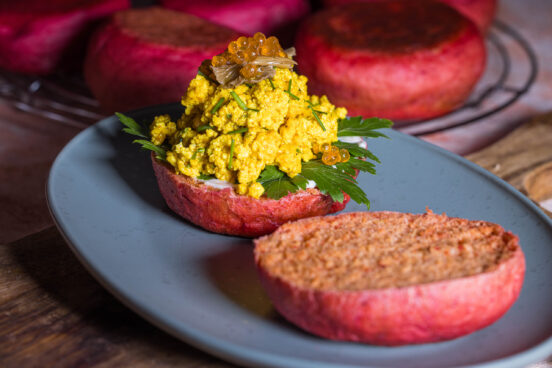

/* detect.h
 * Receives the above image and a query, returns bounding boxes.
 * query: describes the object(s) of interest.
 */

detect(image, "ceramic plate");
[47,104,552,368]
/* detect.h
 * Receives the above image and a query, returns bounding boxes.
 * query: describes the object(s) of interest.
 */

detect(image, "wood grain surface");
[1,113,551,368]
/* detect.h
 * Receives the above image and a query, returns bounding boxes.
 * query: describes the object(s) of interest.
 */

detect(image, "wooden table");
[1,102,551,367]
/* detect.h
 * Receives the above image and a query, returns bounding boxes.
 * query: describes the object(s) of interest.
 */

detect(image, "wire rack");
[0,19,538,134]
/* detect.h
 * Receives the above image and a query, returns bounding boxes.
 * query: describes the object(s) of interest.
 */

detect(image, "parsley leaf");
[257,166,301,199]
[333,141,381,163]
[133,139,167,161]
[116,112,147,138]
[338,116,393,138]
[117,113,168,161]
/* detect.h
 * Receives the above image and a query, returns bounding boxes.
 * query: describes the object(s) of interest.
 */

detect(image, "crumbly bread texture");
[254,211,525,345]
[256,211,518,290]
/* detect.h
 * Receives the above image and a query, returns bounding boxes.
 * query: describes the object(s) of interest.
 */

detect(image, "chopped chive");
[210,97,225,115]
[197,124,214,132]
[197,174,215,180]
[197,70,217,84]
[191,147,205,160]
[296,148,301,153]
[230,91,248,111]
[310,107,326,131]
[268,79,275,90]
[286,79,300,100]
[227,127,248,134]
[228,138,235,170]
[312,109,327,115]
[304,99,320,107]
[230,91,259,112]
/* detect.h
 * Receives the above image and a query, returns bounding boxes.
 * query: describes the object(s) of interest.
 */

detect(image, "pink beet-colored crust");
[441,0,497,32]
[254,212,525,345]
[295,1,486,122]
[84,7,241,113]
[158,0,310,36]
[0,0,129,74]
[151,155,349,237]
[321,0,496,31]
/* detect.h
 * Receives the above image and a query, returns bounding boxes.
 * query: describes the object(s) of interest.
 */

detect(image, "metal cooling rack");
[0,19,538,134]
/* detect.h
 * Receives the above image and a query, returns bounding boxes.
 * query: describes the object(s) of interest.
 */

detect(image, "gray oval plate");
[47,104,552,368]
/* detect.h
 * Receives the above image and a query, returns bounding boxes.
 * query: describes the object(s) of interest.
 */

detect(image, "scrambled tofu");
[151,67,347,198]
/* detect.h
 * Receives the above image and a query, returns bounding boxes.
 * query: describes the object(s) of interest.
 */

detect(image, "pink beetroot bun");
[295,1,486,122]
[0,0,129,74]
[254,211,525,345]
[151,155,349,238]
[321,0,497,31]
[158,0,310,37]
[84,7,241,113]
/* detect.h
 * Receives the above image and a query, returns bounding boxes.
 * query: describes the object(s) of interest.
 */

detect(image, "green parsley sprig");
[117,112,168,161]
[257,116,392,208]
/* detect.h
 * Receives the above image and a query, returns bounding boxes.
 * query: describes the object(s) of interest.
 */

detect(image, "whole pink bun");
[255,211,525,345]
[151,155,349,238]
[84,7,241,113]
[0,0,129,74]
[322,0,497,31]
[295,1,486,122]
[158,0,310,36]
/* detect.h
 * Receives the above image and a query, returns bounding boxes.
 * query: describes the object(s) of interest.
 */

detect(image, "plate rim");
[47,104,552,368]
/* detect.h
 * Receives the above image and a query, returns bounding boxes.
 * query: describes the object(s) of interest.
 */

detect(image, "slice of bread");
[254,211,525,345]
[151,155,349,237]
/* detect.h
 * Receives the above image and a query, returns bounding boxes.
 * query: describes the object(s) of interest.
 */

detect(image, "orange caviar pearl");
[212,54,226,67]
[339,148,350,163]
[321,143,331,153]
[228,41,239,55]
[254,32,266,45]
[237,36,248,48]
[322,151,339,165]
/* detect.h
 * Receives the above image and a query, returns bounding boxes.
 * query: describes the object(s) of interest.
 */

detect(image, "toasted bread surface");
[254,211,525,344]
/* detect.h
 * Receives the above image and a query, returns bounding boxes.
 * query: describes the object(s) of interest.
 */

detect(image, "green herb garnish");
[333,141,380,163]
[228,138,235,170]
[197,124,214,132]
[337,116,392,138]
[230,91,259,112]
[285,79,300,100]
[191,148,205,160]
[310,107,326,131]
[210,98,225,115]
[227,127,248,135]
[116,112,147,138]
[117,113,168,161]
[268,79,275,90]
[257,166,305,199]
[197,174,215,180]
[256,116,392,207]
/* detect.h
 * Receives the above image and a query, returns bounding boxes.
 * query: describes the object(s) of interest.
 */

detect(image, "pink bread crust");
[0,0,129,74]
[151,155,349,237]
[84,7,241,113]
[159,0,310,36]
[295,3,486,122]
[254,212,526,345]
[321,0,496,32]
